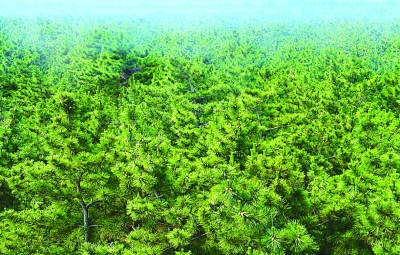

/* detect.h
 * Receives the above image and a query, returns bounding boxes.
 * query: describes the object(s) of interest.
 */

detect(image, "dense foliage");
[1,16,400,254]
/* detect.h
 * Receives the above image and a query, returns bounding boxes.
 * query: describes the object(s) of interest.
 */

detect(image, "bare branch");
[313,219,329,228]
[153,188,165,200]
[191,232,207,240]
[88,225,103,228]
[193,83,202,91]
[79,200,86,211]
[76,170,85,194]
[255,106,262,125]
[197,122,209,127]
[266,125,287,131]
[181,69,201,93]
[87,199,102,208]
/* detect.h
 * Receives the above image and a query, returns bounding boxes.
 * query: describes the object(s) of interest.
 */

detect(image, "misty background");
[1,0,399,20]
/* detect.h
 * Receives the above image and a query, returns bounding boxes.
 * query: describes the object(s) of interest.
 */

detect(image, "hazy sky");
[0,0,398,19]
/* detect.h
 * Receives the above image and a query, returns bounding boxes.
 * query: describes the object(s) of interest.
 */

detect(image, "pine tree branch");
[35,192,72,200]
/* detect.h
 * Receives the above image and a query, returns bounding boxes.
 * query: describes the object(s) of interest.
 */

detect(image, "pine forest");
[1,13,400,254]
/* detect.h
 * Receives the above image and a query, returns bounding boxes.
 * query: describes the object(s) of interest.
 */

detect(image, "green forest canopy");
[1,15,400,254]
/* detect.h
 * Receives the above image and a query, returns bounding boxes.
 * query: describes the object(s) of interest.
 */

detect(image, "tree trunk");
[79,199,102,242]
[79,201,90,242]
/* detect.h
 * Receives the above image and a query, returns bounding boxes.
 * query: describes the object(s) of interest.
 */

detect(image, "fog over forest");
[1,0,399,20]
